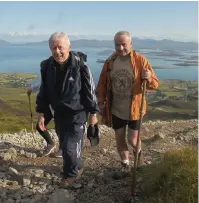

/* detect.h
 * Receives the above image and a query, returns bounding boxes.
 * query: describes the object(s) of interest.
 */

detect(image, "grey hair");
[114,31,132,42]
[49,32,70,49]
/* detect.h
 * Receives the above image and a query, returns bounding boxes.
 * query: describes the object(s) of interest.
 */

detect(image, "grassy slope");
[140,147,198,203]
[0,73,50,133]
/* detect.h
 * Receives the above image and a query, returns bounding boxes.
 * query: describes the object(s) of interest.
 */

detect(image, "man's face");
[114,34,132,56]
[50,38,71,64]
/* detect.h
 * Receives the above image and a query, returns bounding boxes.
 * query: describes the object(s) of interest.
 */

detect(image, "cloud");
[26,25,36,31]
[8,31,49,37]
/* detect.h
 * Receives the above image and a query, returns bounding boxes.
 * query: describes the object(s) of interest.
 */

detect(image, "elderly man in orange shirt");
[97,31,159,169]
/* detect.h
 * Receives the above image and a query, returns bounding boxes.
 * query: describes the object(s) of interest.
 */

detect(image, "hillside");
[0,119,198,203]
[0,73,198,202]
[0,73,198,133]
[0,38,198,50]
[24,38,199,50]
[0,40,10,46]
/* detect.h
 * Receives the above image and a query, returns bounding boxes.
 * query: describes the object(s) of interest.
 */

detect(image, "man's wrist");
[38,113,44,118]
[89,113,98,126]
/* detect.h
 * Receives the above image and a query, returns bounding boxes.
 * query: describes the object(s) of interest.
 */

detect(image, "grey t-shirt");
[110,55,134,120]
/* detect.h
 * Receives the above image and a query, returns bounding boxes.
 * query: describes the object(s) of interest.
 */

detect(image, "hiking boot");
[54,149,62,158]
[60,169,84,179]
[76,168,84,180]
[60,177,76,189]
[43,144,56,156]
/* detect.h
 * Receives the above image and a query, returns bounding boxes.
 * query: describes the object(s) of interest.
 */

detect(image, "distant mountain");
[132,38,198,50]
[22,40,48,46]
[24,38,198,50]
[23,39,114,48]
[0,40,10,46]
[1,38,198,50]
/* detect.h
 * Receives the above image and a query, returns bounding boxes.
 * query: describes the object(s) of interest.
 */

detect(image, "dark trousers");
[36,109,62,148]
[54,116,85,178]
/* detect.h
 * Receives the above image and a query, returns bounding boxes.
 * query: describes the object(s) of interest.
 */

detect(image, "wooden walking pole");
[131,80,147,196]
[28,95,37,144]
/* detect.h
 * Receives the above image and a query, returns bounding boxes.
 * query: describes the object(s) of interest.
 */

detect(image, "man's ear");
[69,45,71,51]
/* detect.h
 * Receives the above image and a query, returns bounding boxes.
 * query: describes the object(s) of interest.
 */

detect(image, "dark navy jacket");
[36,51,99,124]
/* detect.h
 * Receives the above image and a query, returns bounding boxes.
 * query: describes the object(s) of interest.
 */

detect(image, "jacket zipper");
[61,65,72,96]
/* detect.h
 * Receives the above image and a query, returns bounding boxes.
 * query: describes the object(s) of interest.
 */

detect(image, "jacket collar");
[49,52,74,68]
[70,51,87,67]
[107,49,135,71]
[70,52,77,67]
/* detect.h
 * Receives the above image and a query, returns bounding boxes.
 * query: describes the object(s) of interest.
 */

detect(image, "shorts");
[112,114,139,130]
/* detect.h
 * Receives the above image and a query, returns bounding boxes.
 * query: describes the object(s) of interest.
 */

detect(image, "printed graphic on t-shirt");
[112,69,134,99]
[114,69,131,93]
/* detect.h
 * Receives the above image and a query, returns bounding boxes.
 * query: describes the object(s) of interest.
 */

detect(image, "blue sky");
[0,1,198,42]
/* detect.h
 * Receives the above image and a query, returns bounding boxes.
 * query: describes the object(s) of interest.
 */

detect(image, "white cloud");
[8,31,50,37]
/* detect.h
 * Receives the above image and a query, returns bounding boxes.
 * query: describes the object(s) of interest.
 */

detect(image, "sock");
[122,159,130,165]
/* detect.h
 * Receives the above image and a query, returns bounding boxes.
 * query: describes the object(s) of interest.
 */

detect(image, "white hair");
[114,31,132,42]
[49,32,70,49]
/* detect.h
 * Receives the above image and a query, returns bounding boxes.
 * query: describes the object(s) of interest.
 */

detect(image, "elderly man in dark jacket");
[36,32,99,187]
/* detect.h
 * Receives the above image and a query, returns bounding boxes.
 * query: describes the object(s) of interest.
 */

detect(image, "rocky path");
[0,119,198,203]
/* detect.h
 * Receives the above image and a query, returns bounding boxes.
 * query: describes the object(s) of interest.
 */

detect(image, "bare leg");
[114,127,129,162]
[127,129,141,152]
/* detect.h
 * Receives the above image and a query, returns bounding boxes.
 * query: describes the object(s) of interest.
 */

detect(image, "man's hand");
[141,69,152,83]
[27,86,32,96]
[88,114,98,126]
[37,113,46,131]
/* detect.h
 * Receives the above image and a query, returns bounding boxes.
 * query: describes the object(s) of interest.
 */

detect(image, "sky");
[0,1,198,42]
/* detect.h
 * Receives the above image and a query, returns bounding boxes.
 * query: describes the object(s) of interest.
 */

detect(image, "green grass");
[163,91,184,97]
[159,106,196,113]
[140,147,198,203]
[0,73,41,133]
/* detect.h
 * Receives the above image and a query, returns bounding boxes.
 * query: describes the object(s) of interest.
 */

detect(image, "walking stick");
[131,80,147,196]
[28,94,37,144]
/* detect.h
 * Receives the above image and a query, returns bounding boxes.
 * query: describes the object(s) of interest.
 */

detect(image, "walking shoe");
[121,162,131,173]
[121,162,130,168]
[43,144,56,156]
[54,149,62,158]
